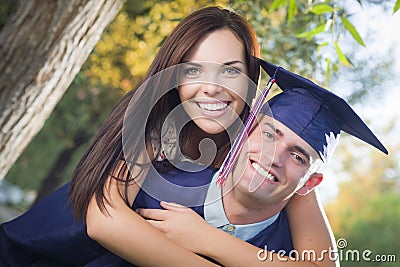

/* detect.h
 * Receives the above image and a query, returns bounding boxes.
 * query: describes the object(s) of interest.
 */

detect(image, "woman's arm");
[85,162,216,267]
[139,200,339,267]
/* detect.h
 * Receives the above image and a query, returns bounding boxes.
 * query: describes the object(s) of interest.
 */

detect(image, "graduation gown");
[0,162,292,266]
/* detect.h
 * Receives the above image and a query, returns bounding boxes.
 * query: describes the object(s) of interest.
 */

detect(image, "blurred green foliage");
[326,146,400,266]
[83,0,235,90]
[1,1,399,265]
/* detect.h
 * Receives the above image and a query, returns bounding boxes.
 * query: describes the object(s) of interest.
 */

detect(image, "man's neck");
[222,188,287,225]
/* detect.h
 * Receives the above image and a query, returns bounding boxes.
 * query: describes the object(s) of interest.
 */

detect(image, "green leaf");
[295,24,326,40]
[394,0,400,14]
[317,42,329,53]
[269,0,289,12]
[325,58,331,83]
[340,16,366,47]
[310,4,334,15]
[334,41,350,67]
[287,0,297,25]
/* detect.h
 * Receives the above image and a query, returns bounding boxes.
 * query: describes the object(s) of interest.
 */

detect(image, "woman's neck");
[181,125,230,168]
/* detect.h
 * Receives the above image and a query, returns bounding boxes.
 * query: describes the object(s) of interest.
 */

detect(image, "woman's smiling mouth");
[194,101,233,118]
[197,101,229,112]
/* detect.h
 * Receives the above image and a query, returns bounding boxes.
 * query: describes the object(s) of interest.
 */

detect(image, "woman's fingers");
[137,207,167,220]
[160,201,186,210]
[137,202,187,221]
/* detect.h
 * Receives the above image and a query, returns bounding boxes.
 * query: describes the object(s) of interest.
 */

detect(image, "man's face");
[230,114,323,205]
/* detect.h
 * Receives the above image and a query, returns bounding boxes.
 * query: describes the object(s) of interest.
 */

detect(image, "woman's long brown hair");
[69,6,261,219]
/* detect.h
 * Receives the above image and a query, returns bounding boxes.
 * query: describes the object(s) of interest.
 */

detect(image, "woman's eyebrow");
[223,60,244,66]
[181,61,202,67]
[180,61,243,67]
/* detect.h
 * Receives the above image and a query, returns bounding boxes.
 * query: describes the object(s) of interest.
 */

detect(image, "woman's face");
[178,29,249,135]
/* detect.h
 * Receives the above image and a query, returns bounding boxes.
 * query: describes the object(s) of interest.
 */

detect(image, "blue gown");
[0,162,292,266]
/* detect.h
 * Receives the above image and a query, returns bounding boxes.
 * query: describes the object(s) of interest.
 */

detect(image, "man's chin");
[247,175,267,193]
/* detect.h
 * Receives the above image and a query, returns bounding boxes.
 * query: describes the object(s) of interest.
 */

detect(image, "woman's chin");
[193,119,228,135]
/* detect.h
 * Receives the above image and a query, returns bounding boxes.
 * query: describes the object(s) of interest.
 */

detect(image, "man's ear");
[296,173,323,196]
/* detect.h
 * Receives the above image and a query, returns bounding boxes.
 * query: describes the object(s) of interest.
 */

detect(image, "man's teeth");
[198,102,228,111]
[251,162,277,182]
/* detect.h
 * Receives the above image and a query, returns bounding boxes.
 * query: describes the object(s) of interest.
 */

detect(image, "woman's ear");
[296,173,323,196]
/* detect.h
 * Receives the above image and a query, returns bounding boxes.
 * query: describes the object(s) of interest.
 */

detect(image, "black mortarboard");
[257,58,388,162]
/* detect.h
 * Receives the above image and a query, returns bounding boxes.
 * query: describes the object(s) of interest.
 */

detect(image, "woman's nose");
[201,82,223,96]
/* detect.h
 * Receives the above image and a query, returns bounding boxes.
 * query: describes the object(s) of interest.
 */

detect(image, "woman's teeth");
[251,162,277,182]
[198,102,228,111]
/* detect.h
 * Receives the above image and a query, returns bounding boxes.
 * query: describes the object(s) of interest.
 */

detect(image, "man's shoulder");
[247,209,293,252]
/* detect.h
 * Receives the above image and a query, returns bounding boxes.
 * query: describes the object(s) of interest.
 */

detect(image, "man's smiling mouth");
[251,161,278,182]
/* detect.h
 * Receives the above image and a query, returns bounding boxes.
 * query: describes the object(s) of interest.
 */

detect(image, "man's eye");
[263,131,275,141]
[292,153,306,165]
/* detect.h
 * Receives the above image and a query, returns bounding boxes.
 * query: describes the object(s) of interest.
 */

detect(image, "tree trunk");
[0,0,125,180]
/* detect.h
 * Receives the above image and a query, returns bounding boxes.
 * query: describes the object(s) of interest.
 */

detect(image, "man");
[135,58,388,266]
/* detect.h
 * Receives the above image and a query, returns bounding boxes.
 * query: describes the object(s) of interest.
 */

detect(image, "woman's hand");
[137,201,216,254]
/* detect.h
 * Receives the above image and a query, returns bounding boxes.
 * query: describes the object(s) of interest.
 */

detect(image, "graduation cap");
[257,58,388,162]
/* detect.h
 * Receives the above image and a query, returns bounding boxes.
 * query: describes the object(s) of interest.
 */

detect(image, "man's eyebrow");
[264,122,282,136]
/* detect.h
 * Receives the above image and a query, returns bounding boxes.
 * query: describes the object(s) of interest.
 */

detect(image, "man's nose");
[270,143,285,168]
[255,139,276,167]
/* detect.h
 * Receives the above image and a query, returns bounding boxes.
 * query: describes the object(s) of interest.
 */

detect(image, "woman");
[0,6,335,267]
[71,6,260,266]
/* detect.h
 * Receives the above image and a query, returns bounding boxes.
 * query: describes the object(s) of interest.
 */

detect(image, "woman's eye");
[184,67,201,77]
[222,67,240,76]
